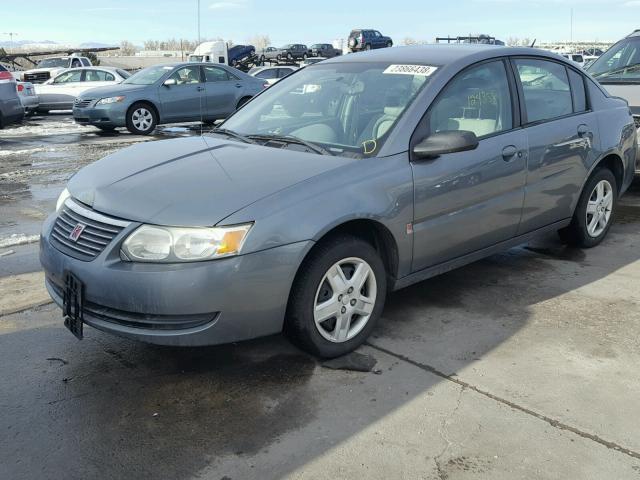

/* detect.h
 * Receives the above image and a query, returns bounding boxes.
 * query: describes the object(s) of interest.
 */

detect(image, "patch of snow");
[0,234,40,248]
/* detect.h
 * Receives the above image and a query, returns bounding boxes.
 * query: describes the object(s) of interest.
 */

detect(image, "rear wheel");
[287,52,293,61]
[386,41,393,48]
[126,103,157,135]
[285,235,386,358]
[365,44,372,51]
[558,167,617,248]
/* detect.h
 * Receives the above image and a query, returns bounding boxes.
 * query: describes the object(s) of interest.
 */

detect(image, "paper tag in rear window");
[383,64,438,76]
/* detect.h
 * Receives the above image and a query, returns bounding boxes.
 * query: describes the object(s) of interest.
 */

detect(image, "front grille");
[50,200,129,261]
[74,98,93,108]
[24,71,51,83]
[634,116,640,129]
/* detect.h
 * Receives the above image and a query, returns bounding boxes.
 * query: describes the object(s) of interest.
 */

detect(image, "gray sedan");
[72,63,265,134]
[0,64,24,128]
[41,46,637,357]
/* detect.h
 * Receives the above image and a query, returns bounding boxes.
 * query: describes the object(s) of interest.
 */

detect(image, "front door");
[512,58,598,233]
[158,65,205,122]
[411,59,527,271]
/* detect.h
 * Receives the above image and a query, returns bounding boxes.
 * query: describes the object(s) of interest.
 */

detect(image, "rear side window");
[514,59,572,123]
[255,69,277,79]
[428,60,513,138]
[54,70,82,83]
[85,70,115,82]
[278,68,293,78]
[204,66,229,82]
[568,69,587,112]
[81,58,91,66]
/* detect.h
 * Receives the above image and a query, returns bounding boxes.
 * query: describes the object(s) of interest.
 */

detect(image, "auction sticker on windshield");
[383,64,438,76]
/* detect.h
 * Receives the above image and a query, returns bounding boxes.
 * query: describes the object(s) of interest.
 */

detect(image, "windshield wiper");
[593,62,640,79]
[210,128,256,144]
[248,134,334,156]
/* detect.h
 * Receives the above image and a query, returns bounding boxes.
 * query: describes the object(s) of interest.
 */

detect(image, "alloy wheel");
[132,108,153,132]
[586,179,613,237]
[313,257,377,343]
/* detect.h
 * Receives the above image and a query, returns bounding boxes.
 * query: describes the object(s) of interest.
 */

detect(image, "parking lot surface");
[1,115,640,479]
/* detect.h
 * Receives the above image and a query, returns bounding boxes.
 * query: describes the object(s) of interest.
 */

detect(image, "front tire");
[558,167,617,247]
[126,103,157,135]
[285,235,387,358]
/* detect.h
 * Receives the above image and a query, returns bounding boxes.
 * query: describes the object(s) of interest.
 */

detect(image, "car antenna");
[530,39,537,48]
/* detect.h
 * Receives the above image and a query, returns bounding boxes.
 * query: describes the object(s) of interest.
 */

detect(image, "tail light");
[0,70,14,81]
[17,83,24,92]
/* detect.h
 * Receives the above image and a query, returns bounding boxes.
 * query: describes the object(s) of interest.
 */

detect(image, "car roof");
[323,44,578,67]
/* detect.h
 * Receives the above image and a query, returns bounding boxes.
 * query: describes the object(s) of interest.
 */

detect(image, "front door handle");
[196,86,205,92]
[235,83,242,88]
[502,145,518,161]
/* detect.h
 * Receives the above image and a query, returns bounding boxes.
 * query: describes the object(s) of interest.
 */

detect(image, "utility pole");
[197,0,201,45]
[3,32,18,52]
[570,8,574,44]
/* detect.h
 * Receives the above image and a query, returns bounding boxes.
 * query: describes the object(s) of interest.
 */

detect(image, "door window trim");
[409,57,522,161]
[509,56,593,128]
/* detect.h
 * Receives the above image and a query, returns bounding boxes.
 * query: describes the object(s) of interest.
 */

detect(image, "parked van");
[587,30,640,172]
[188,42,255,67]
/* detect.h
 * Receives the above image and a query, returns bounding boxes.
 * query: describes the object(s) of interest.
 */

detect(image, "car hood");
[67,136,353,226]
[76,83,146,100]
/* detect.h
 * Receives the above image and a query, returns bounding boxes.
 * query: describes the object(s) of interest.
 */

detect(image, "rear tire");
[558,167,617,248]
[126,102,157,135]
[365,44,372,51]
[285,235,387,358]
[386,41,393,48]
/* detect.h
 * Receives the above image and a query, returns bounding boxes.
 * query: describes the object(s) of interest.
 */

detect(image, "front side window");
[168,66,202,85]
[515,59,572,123]
[428,60,513,138]
[222,61,433,157]
[204,66,229,82]
[54,70,82,84]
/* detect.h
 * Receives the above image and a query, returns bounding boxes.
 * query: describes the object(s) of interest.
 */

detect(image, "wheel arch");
[586,152,625,195]
[303,218,400,289]
[127,100,160,123]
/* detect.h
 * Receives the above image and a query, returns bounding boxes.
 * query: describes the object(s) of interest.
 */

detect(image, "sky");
[2,0,639,47]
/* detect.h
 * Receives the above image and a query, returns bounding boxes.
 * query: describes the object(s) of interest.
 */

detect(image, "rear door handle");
[235,83,243,88]
[577,124,591,137]
[502,145,518,161]
[196,86,205,92]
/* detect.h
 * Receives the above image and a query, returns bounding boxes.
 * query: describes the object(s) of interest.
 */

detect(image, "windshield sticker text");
[383,64,438,76]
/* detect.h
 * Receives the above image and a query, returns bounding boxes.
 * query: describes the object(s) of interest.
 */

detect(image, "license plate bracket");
[63,271,84,340]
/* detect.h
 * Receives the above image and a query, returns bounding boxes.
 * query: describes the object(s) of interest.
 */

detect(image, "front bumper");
[40,210,312,346]
[73,102,128,127]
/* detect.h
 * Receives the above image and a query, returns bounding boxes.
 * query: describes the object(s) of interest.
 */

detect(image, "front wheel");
[285,235,386,358]
[558,167,617,247]
[287,53,293,61]
[302,53,308,60]
[126,103,157,135]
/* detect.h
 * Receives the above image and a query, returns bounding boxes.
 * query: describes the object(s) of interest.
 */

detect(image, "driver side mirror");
[163,78,177,87]
[412,130,479,160]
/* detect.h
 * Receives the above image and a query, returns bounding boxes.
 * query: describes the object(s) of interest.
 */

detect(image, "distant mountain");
[0,40,116,50]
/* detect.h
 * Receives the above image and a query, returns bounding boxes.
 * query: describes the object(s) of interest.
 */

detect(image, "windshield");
[221,62,435,157]
[38,58,69,68]
[123,65,173,85]
[588,36,640,83]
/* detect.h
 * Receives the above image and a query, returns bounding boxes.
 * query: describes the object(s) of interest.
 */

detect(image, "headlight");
[56,188,70,211]
[121,224,253,263]
[96,96,125,106]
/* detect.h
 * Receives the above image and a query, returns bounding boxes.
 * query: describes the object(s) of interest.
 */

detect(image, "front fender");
[219,153,415,278]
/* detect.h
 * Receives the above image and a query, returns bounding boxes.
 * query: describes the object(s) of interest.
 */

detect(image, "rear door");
[158,65,205,122]
[202,65,240,118]
[411,59,528,271]
[512,57,598,233]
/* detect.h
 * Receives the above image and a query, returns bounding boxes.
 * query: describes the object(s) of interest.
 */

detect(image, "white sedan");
[248,65,298,86]
[34,67,130,113]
